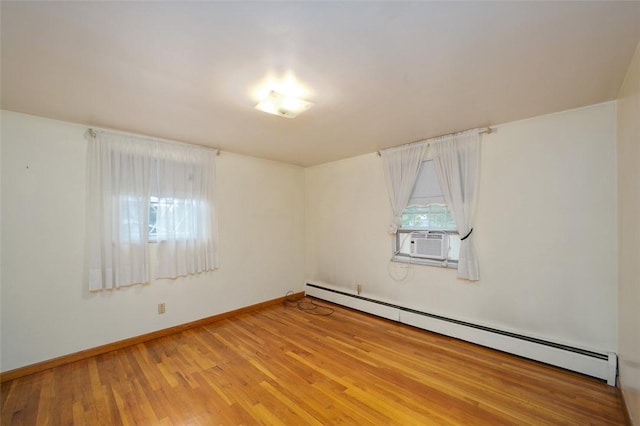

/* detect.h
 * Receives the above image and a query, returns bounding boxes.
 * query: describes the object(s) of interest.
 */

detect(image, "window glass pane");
[148,196,205,241]
[148,197,158,239]
[155,198,204,240]
[401,204,456,230]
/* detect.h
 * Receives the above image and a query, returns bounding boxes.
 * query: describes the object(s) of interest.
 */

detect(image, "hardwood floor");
[1,297,628,425]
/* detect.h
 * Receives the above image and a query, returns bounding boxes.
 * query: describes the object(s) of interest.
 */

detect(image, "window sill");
[391,254,458,269]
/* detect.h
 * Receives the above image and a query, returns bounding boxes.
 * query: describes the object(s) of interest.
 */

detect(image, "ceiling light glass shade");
[255,91,313,118]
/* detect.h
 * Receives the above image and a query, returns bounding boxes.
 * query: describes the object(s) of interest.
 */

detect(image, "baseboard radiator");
[305,282,617,386]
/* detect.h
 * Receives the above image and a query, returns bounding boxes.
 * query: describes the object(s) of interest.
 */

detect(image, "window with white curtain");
[382,128,481,280]
[86,129,218,291]
[393,159,461,267]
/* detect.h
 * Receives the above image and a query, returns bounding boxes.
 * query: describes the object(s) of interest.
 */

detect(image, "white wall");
[617,41,640,424]
[0,101,622,376]
[0,110,306,372]
[306,102,618,353]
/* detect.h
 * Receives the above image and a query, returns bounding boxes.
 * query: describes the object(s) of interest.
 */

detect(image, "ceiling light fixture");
[255,90,313,118]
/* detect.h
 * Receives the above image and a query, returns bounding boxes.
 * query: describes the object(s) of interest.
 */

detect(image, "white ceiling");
[2,1,639,167]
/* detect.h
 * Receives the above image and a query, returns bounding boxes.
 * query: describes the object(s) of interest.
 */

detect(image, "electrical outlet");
[158,303,166,314]
[356,284,362,295]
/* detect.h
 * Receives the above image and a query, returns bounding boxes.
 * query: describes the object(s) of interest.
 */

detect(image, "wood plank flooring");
[1,297,628,425]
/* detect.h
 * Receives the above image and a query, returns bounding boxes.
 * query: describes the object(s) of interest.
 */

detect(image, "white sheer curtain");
[380,142,428,233]
[87,132,154,290]
[87,129,218,291]
[154,143,218,279]
[431,130,481,281]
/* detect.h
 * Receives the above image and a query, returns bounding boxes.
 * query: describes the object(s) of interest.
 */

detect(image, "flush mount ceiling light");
[255,90,313,118]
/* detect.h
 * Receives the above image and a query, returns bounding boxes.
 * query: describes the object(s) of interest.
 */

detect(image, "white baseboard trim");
[305,282,617,386]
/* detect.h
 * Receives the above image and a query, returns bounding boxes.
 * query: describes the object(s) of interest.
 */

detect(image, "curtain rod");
[377,126,493,157]
[86,128,221,156]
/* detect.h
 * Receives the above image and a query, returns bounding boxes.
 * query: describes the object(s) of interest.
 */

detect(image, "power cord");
[284,291,335,316]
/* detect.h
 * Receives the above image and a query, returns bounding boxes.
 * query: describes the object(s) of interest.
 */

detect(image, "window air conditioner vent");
[410,231,449,260]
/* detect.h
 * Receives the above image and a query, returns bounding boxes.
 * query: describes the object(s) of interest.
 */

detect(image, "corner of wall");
[616,39,640,424]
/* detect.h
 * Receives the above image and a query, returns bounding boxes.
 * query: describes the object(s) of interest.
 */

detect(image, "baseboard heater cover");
[305,283,617,386]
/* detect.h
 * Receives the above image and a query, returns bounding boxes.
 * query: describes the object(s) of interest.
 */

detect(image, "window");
[87,129,218,290]
[148,196,202,242]
[393,159,460,267]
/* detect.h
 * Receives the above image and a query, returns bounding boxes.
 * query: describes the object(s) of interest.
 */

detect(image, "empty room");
[1,1,639,424]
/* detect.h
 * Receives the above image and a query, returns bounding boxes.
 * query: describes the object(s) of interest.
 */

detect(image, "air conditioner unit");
[410,231,449,260]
